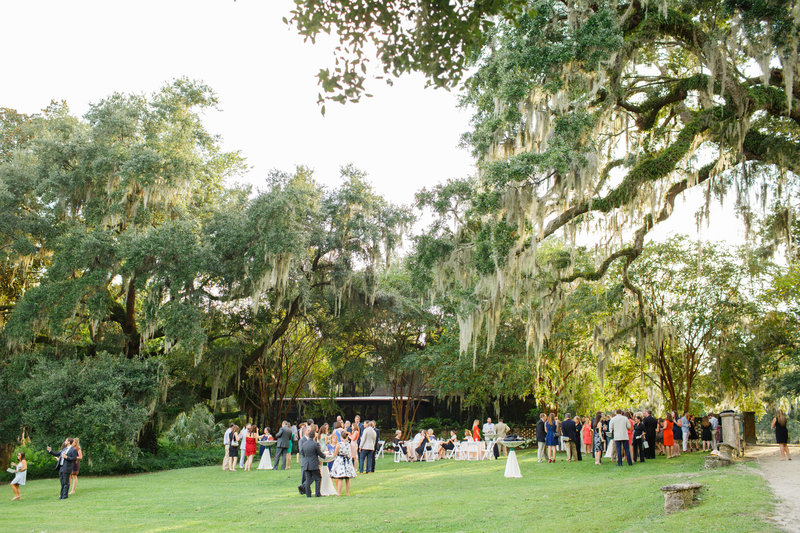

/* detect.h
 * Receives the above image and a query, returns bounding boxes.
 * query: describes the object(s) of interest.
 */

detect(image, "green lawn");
[0,450,779,532]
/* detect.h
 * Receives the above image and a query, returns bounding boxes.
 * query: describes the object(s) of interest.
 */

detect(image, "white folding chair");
[424,441,439,462]
[445,442,456,459]
[376,440,385,459]
[394,443,408,462]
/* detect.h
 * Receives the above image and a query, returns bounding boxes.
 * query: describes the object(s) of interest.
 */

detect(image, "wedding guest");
[610,409,633,466]
[536,413,547,463]
[349,421,361,471]
[582,416,593,454]
[9,452,26,501]
[632,415,646,463]
[439,430,458,459]
[656,418,665,456]
[561,414,578,461]
[413,429,428,461]
[47,438,78,499]
[359,421,377,473]
[223,423,235,471]
[672,411,683,456]
[238,424,249,469]
[592,412,604,465]
[68,437,83,494]
[330,431,357,495]
[227,425,240,469]
[689,414,699,451]
[472,419,480,441]
[680,412,690,452]
[273,421,292,470]
[545,413,558,463]
[662,413,675,458]
[483,417,495,436]
[772,409,792,461]
[701,416,712,451]
[244,424,258,471]
[709,413,720,450]
[494,418,509,457]
[393,430,408,459]
[259,426,273,456]
[643,410,658,459]
[573,414,583,461]
[298,427,326,497]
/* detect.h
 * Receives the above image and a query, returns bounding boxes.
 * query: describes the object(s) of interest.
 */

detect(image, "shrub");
[19,352,160,465]
[167,404,224,447]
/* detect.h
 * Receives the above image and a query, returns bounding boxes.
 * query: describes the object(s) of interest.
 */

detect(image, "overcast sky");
[1,0,745,244]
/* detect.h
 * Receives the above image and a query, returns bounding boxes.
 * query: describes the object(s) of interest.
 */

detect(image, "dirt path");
[749,445,800,532]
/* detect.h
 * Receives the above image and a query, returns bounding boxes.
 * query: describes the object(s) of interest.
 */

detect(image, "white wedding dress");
[320,460,336,496]
[257,447,272,470]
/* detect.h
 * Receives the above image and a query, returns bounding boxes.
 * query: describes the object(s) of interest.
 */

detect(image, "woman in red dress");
[244,424,258,470]
[471,419,480,441]
[662,414,675,459]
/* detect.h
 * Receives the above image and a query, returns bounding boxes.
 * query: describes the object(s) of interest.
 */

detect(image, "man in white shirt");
[223,424,234,471]
[238,425,249,468]
[482,418,495,437]
[610,409,633,466]
[708,414,719,450]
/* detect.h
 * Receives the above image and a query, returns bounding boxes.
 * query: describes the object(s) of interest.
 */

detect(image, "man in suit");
[561,414,578,461]
[273,421,292,470]
[610,409,633,466]
[47,438,79,499]
[536,413,547,462]
[299,428,326,497]
[642,410,658,459]
[359,420,377,474]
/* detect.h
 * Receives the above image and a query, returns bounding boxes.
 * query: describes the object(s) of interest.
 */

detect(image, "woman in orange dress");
[471,419,480,441]
[582,416,593,454]
[662,413,675,458]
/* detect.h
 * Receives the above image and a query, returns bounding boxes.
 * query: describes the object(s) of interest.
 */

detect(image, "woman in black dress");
[672,411,682,456]
[632,415,646,463]
[688,414,698,451]
[700,416,712,451]
[772,409,792,461]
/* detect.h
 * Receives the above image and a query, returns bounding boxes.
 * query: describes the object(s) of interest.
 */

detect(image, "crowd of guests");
[531,409,793,466]
[221,415,380,496]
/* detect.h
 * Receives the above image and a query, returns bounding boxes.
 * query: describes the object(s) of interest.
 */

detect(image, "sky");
[1,0,746,245]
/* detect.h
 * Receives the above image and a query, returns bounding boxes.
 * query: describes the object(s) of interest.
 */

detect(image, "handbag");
[230,439,239,447]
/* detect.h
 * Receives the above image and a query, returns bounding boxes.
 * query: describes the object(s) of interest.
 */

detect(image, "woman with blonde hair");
[772,409,792,461]
[69,437,83,494]
[471,419,480,441]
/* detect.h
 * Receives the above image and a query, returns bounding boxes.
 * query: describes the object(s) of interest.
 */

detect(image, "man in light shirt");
[709,414,719,450]
[223,424,234,471]
[610,409,633,466]
[238,425,249,468]
[482,417,495,436]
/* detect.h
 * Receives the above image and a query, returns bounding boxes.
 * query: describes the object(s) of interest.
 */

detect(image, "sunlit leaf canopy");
[294,0,800,359]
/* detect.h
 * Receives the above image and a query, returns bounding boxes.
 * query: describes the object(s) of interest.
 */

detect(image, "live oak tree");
[289,0,800,364]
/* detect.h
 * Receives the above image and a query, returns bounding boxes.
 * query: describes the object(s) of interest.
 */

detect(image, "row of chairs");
[393,439,499,462]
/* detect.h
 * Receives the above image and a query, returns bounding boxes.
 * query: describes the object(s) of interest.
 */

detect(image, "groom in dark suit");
[298,428,326,497]
[48,438,79,499]
[273,421,292,470]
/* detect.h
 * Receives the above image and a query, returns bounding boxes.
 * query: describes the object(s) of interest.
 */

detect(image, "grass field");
[0,450,779,532]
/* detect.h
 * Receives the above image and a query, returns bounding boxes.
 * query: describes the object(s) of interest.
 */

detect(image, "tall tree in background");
[289,0,800,364]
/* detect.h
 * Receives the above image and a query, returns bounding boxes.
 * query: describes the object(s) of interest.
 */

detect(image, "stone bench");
[660,482,702,514]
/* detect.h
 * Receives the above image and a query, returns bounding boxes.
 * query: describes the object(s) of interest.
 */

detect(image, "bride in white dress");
[319,434,336,496]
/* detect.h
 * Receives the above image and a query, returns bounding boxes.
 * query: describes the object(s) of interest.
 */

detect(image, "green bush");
[167,403,225,447]
[19,352,160,465]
